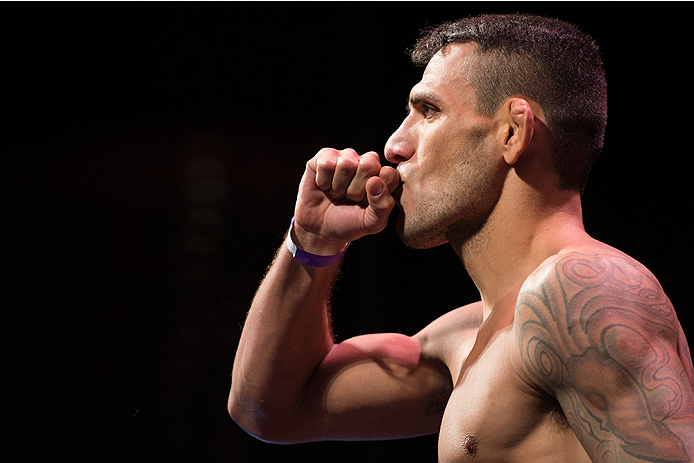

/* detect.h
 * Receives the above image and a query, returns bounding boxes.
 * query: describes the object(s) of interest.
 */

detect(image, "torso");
[428,262,592,462]
[418,242,692,462]
[435,301,589,462]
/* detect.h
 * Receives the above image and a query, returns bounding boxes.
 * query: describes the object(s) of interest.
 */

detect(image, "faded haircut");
[411,14,607,193]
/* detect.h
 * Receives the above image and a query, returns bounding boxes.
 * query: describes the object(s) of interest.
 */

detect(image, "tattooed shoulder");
[515,249,694,462]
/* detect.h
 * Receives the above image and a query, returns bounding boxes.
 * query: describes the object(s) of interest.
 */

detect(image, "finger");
[362,176,395,234]
[345,151,381,203]
[313,148,339,192]
[378,166,401,194]
[330,149,359,200]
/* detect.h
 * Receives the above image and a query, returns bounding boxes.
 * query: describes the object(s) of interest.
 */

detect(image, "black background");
[6,2,692,462]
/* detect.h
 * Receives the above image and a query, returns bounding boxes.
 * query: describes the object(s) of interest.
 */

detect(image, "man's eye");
[422,104,438,118]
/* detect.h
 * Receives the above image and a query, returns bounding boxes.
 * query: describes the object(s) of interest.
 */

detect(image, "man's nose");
[384,123,415,165]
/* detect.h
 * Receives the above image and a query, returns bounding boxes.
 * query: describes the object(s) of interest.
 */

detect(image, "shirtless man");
[229,14,694,462]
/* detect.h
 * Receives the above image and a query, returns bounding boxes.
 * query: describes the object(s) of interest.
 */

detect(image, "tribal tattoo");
[516,251,694,462]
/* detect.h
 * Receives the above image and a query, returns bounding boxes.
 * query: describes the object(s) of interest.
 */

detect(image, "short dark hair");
[411,14,607,192]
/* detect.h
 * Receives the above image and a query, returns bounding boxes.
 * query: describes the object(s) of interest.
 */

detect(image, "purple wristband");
[286,217,349,267]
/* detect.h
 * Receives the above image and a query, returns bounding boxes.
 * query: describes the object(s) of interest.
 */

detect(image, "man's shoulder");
[514,246,694,462]
[519,243,667,311]
[514,243,686,389]
[418,301,484,338]
[415,301,484,366]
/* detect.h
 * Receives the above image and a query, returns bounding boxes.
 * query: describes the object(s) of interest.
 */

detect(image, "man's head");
[386,42,520,250]
[410,14,607,193]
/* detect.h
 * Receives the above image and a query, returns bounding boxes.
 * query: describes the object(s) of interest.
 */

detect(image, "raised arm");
[229,148,451,443]
[516,250,694,462]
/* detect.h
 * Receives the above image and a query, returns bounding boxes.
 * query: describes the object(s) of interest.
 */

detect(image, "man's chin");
[395,213,448,250]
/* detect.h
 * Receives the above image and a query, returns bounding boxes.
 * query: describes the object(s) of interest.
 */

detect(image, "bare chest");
[437,327,587,463]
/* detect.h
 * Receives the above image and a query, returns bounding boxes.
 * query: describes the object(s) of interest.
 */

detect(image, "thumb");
[379,166,401,194]
[362,177,395,233]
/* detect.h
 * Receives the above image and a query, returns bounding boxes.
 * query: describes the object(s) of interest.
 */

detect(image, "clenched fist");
[292,148,401,255]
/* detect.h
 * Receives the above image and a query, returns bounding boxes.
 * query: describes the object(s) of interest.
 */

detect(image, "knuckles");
[335,152,359,171]
[314,149,338,170]
[312,147,383,178]
[309,148,392,204]
[357,152,382,177]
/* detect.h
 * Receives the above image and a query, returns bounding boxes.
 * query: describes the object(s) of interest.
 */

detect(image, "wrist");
[287,217,350,267]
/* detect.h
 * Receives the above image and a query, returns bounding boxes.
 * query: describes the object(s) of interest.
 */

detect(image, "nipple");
[462,434,478,457]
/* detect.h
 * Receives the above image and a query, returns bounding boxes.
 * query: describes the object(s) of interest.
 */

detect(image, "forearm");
[229,148,398,440]
[229,231,340,437]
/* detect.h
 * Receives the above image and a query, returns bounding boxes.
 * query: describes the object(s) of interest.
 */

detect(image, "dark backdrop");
[6,2,691,462]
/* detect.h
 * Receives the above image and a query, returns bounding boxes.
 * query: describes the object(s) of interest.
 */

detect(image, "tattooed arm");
[516,250,694,462]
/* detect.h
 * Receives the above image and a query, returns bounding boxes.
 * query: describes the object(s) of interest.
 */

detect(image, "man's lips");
[392,166,406,206]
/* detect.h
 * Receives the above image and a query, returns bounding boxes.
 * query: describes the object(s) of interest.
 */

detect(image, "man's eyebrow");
[406,89,443,111]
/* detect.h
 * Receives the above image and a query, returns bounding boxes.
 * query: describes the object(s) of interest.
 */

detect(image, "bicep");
[290,332,452,442]
[516,252,694,461]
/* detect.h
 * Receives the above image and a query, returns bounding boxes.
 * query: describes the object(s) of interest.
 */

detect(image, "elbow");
[227,392,302,444]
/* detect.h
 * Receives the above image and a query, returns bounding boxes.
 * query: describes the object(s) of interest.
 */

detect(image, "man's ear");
[501,98,534,165]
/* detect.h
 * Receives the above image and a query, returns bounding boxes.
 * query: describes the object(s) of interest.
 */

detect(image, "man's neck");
[450,188,593,319]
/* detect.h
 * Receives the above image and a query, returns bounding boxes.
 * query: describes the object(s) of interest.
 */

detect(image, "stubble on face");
[396,131,506,251]
[392,43,507,252]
